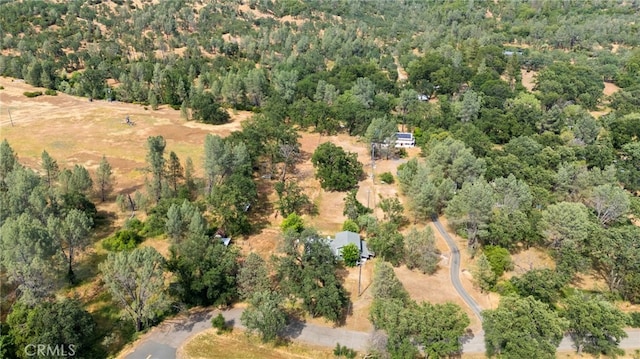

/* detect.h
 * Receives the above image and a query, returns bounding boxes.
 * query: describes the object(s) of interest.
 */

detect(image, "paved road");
[124,308,371,359]
[432,215,483,321]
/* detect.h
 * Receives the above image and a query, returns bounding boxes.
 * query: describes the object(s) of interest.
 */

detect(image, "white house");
[395,132,415,148]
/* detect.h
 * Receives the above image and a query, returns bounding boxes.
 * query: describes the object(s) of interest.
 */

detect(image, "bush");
[379,172,395,184]
[483,245,513,277]
[333,343,357,359]
[280,213,304,233]
[341,219,360,233]
[211,313,230,334]
[102,230,143,251]
[0,85,4,90]
[141,213,165,237]
[23,91,43,98]
[44,89,57,96]
[341,243,360,267]
[629,312,640,328]
[124,218,144,233]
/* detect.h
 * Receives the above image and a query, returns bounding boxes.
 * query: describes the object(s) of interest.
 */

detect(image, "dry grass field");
[179,329,336,359]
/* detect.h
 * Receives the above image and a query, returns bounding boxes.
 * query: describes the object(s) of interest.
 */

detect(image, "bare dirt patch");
[604,81,621,96]
[521,69,537,92]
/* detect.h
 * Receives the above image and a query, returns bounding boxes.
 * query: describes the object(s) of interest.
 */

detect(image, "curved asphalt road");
[432,215,483,321]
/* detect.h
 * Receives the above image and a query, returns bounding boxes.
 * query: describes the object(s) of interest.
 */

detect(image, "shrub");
[141,213,165,237]
[379,172,395,184]
[0,85,4,90]
[629,312,640,328]
[102,230,143,251]
[280,213,304,233]
[341,219,360,233]
[341,243,360,267]
[333,343,357,359]
[124,218,144,233]
[23,91,43,98]
[483,245,513,277]
[211,313,230,334]
[44,89,57,96]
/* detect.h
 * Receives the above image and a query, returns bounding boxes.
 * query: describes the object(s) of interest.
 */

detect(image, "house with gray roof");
[329,231,374,261]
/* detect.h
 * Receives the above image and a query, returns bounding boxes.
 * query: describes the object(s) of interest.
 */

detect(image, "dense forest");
[2,0,640,358]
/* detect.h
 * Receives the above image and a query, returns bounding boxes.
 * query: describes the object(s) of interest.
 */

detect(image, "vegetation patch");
[23,90,43,97]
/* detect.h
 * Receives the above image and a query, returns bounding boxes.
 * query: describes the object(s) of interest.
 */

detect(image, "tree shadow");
[279,318,306,340]
[460,328,475,344]
[248,177,275,234]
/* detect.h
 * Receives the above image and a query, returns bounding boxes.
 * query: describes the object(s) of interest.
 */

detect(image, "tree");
[276,229,349,323]
[378,196,404,225]
[40,150,59,188]
[473,253,497,292]
[311,142,364,192]
[619,141,640,192]
[237,253,271,300]
[371,261,409,303]
[562,294,628,356]
[167,151,184,194]
[343,189,372,220]
[0,214,56,304]
[341,243,360,267]
[191,92,230,124]
[280,213,304,233]
[404,227,440,274]
[47,209,93,284]
[95,155,113,202]
[368,222,405,266]
[445,177,494,249]
[7,299,96,359]
[0,139,18,184]
[510,269,568,305]
[167,234,239,307]
[414,302,470,358]
[539,202,594,273]
[274,180,312,217]
[588,225,640,296]
[589,184,630,227]
[241,290,288,342]
[61,164,93,195]
[272,69,298,103]
[365,117,397,159]
[100,246,169,331]
[146,136,166,203]
[457,89,481,122]
[484,296,568,359]
[492,174,532,214]
[483,245,512,277]
[165,200,206,243]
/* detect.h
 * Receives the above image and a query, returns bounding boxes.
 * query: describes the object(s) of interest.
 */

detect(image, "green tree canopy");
[311,142,364,192]
[483,296,568,359]
[562,294,628,357]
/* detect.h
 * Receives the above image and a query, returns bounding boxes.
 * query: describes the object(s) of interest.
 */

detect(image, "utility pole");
[8,108,14,127]
[358,262,362,296]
